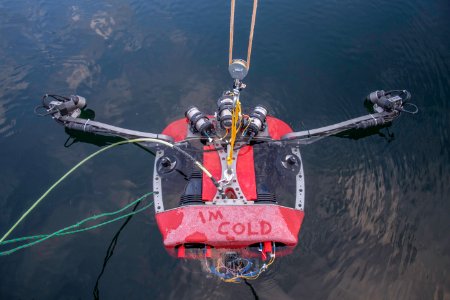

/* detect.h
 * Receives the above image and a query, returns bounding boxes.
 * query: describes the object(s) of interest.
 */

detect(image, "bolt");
[161,157,171,167]
[286,155,298,165]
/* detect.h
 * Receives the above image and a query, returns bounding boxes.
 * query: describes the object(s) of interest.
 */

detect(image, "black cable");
[93,200,141,300]
[171,144,223,193]
[133,142,156,156]
[243,279,260,300]
[63,136,78,148]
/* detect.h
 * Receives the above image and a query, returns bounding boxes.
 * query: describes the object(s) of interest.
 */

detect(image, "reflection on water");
[0,0,449,299]
[90,11,116,40]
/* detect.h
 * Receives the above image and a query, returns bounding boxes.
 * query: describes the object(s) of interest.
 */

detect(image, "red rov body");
[153,116,305,258]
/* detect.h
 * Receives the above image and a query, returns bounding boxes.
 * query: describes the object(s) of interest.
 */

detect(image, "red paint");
[208,210,223,221]
[278,206,304,238]
[201,121,300,201]
[236,145,257,200]
[198,210,224,223]
[155,205,303,249]
[260,220,272,234]
[165,244,295,259]
[162,116,293,142]
[261,251,267,261]
[218,221,271,236]
[185,231,207,243]
[232,223,246,235]
[224,188,238,199]
[162,117,291,200]
[218,222,230,235]
[266,116,293,140]
[177,245,185,258]
[161,118,188,142]
[263,241,272,253]
[202,144,221,201]
[205,246,212,258]
[157,117,303,259]
[202,143,257,201]
[248,222,259,235]
[198,211,206,224]
[155,210,184,239]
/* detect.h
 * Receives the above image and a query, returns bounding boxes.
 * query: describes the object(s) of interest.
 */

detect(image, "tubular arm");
[58,116,174,143]
[281,111,399,142]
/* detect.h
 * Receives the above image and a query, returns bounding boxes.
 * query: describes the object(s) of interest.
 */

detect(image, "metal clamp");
[210,141,253,205]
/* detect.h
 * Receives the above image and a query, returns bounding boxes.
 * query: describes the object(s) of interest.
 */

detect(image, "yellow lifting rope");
[227,98,241,166]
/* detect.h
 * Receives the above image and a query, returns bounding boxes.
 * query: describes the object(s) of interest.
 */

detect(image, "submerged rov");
[35,70,416,280]
[30,1,418,282]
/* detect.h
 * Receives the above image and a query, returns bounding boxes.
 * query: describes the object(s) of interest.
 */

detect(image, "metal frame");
[153,150,165,213]
[210,141,253,205]
[292,147,305,211]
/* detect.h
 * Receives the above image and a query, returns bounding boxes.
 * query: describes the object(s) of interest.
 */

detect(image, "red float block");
[156,205,304,250]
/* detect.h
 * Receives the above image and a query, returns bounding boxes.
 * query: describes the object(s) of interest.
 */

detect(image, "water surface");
[0,0,449,299]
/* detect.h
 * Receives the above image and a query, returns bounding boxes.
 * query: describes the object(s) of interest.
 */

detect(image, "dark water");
[1,0,449,299]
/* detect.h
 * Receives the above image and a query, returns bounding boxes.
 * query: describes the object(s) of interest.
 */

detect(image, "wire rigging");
[227,99,242,166]
[93,197,143,300]
[0,193,153,256]
[0,137,218,244]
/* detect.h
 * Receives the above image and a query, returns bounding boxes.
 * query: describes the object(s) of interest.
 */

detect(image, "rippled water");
[0,0,449,299]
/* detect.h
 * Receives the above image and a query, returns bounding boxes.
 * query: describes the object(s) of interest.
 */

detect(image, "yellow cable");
[241,115,251,136]
[0,137,214,243]
[219,129,229,140]
[220,254,276,283]
[227,99,241,166]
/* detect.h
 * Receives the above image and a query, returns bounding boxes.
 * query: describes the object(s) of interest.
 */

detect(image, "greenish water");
[0,0,449,299]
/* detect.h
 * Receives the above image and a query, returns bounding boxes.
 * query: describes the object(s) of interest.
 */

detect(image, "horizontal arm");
[58,116,174,143]
[281,111,398,142]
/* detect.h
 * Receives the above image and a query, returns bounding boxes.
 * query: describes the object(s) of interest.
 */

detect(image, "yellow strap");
[227,99,241,166]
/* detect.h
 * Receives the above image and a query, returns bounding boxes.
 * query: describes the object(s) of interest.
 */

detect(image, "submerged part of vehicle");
[34,81,416,282]
[1,0,418,283]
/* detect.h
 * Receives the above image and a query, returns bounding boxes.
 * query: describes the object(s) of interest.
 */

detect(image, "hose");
[0,193,153,256]
[0,137,219,244]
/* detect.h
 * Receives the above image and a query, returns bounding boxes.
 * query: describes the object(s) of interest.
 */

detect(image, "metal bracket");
[210,141,253,205]
[292,147,305,211]
[153,150,165,213]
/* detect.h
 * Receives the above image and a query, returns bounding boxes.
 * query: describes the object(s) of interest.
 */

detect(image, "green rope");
[0,192,153,245]
[0,192,154,256]
[0,137,169,244]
